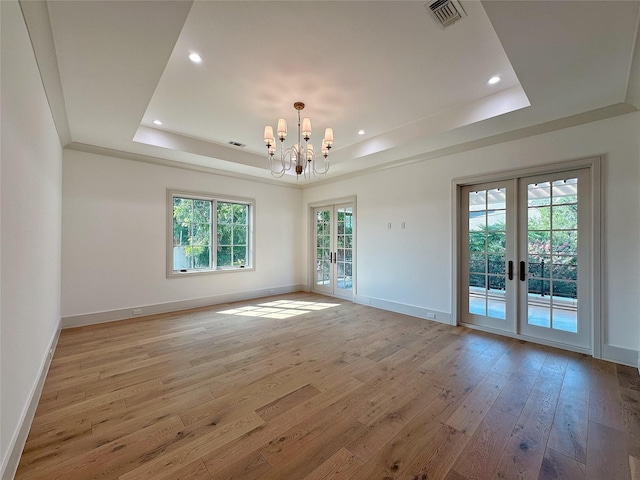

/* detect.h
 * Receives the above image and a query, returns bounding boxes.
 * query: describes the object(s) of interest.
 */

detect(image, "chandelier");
[263,102,333,179]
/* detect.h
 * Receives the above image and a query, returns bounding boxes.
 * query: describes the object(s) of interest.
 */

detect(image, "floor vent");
[425,0,466,28]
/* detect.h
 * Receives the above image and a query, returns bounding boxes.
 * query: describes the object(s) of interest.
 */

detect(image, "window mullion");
[212,199,218,269]
[190,200,195,270]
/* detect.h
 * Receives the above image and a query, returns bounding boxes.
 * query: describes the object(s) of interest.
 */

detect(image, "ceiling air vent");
[425,0,466,28]
[228,141,246,148]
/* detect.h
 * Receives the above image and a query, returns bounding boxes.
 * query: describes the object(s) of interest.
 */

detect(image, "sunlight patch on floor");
[219,300,340,319]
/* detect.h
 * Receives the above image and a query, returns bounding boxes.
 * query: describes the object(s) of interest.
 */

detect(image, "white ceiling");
[23,1,640,185]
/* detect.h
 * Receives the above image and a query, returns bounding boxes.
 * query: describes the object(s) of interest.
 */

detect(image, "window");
[168,190,254,276]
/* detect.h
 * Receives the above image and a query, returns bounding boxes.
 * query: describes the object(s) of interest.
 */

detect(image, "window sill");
[168,266,254,278]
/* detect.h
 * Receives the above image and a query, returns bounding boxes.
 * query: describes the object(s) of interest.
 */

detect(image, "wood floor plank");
[491,369,539,418]
[157,458,212,480]
[13,293,639,480]
[450,406,518,480]
[586,420,631,480]
[547,357,590,463]
[444,371,509,435]
[208,450,271,480]
[589,359,626,432]
[201,375,364,476]
[302,447,364,480]
[255,384,322,422]
[119,412,265,480]
[17,415,185,480]
[256,413,365,479]
[396,424,470,480]
[620,386,640,458]
[538,448,586,480]
[347,396,464,480]
[258,402,361,467]
[346,385,442,462]
[618,365,640,391]
[494,367,564,479]
[630,455,640,480]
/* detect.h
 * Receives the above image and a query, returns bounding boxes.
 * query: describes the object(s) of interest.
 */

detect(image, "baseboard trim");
[601,344,639,368]
[61,285,306,328]
[1,324,60,480]
[354,295,452,325]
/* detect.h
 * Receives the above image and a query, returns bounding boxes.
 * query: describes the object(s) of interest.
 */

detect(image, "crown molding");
[304,102,637,189]
[65,143,304,189]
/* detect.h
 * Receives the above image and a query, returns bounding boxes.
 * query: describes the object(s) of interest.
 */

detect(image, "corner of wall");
[601,343,640,369]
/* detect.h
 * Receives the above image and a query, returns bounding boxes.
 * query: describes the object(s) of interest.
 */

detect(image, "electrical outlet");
[426,312,436,320]
[269,289,275,294]
[132,308,142,316]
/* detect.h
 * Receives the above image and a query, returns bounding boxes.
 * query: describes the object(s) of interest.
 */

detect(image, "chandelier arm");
[303,161,311,181]
[268,155,287,178]
[312,155,330,177]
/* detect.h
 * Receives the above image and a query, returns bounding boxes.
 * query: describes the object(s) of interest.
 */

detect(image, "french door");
[460,168,591,351]
[313,203,354,299]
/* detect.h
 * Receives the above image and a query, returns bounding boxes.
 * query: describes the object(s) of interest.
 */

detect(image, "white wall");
[1,1,63,476]
[61,150,303,320]
[302,112,640,361]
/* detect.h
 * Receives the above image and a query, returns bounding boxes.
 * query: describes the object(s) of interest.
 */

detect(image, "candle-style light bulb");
[264,126,274,146]
[323,128,334,147]
[277,118,287,140]
[302,118,312,141]
[322,140,329,158]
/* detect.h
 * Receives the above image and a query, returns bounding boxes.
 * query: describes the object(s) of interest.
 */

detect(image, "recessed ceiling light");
[152,119,162,125]
[358,130,365,135]
[488,76,501,85]
[188,52,203,64]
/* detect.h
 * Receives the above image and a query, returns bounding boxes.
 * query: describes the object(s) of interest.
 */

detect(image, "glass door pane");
[315,208,332,292]
[519,170,590,349]
[461,181,515,332]
[526,179,577,332]
[336,205,353,293]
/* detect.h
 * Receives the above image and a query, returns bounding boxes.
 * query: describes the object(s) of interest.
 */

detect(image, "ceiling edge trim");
[625,5,640,108]
[133,125,266,169]
[64,143,303,190]
[65,103,636,191]
[304,102,637,189]
[20,0,71,146]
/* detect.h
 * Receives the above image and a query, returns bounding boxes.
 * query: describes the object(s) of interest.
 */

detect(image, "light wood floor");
[15,293,639,480]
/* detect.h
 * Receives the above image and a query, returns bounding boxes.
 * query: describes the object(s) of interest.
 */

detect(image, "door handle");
[519,261,526,281]
[508,261,514,280]
[333,252,337,263]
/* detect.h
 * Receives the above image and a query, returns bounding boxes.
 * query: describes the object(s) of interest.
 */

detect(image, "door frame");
[308,195,357,300]
[452,157,602,357]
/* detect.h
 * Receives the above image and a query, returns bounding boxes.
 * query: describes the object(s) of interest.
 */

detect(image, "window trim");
[167,189,255,278]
